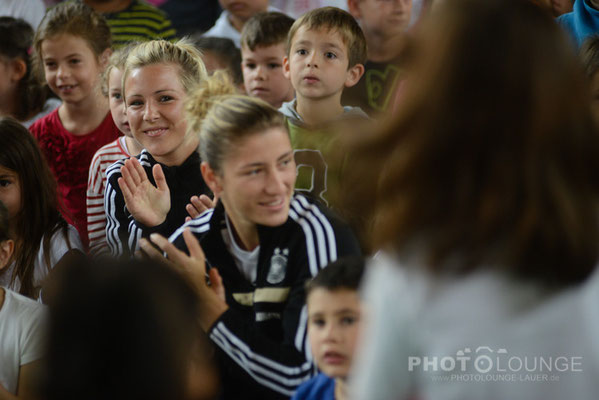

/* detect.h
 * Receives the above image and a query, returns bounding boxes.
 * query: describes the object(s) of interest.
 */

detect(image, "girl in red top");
[29,2,120,249]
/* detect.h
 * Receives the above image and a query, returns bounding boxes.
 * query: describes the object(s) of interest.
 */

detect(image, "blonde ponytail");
[191,94,286,174]
[185,70,237,134]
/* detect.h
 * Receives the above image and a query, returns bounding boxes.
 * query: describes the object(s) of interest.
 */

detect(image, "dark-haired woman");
[346,0,599,398]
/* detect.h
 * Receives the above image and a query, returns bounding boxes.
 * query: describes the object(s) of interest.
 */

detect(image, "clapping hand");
[118,157,171,227]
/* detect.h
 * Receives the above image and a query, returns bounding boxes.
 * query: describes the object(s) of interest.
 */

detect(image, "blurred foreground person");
[41,258,219,400]
[344,0,599,399]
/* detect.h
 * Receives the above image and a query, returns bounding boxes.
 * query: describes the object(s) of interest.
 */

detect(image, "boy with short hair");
[240,12,296,108]
[292,257,365,400]
[281,7,368,205]
[345,0,412,117]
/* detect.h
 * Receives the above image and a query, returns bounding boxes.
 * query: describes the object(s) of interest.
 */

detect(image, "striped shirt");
[102,0,177,48]
[87,137,130,256]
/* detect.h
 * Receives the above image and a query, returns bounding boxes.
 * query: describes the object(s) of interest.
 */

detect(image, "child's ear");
[10,59,27,82]
[344,63,365,88]
[283,56,291,80]
[347,0,362,19]
[99,48,112,69]
[0,239,14,270]
[201,161,223,197]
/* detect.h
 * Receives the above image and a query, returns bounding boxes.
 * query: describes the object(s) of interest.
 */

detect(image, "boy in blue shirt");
[292,257,365,400]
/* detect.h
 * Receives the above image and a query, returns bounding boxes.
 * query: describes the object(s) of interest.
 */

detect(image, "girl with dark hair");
[0,200,48,400]
[0,117,83,299]
[0,16,59,127]
[344,0,599,398]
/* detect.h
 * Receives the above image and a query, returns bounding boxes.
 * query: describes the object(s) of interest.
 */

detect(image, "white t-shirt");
[0,0,46,29]
[350,252,599,400]
[203,6,282,48]
[221,214,259,284]
[0,224,83,299]
[269,0,347,18]
[0,287,47,395]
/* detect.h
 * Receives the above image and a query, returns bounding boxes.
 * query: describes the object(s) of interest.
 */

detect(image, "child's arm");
[0,360,42,400]
[87,150,110,256]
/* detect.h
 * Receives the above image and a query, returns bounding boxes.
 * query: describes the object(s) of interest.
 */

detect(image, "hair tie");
[27,47,32,56]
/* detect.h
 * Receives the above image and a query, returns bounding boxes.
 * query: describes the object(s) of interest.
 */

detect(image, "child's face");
[108,67,132,137]
[124,63,191,165]
[0,165,21,224]
[349,0,412,38]
[307,288,362,380]
[242,43,294,108]
[41,34,106,105]
[284,27,362,102]
[219,0,269,22]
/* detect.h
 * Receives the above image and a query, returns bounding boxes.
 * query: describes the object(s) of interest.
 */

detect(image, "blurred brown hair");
[342,0,599,286]
[580,35,599,78]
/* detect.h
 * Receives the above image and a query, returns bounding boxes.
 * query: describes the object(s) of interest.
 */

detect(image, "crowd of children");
[1,0,599,399]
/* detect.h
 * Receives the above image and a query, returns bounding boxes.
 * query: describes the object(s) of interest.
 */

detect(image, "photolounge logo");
[408,346,583,383]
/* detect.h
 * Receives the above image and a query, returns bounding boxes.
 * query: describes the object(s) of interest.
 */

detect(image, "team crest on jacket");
[267,248,289,284]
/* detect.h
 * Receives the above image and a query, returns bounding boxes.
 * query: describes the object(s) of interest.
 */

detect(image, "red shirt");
[30,110,121,249]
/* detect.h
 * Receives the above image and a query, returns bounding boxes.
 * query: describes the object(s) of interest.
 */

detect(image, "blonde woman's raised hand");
[118,158,171,227]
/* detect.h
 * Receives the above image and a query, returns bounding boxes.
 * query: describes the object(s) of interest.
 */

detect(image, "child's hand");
[185,194,218,222]
[118,158,171,227]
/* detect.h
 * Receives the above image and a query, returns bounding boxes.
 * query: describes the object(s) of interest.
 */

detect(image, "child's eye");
[341,316,357,326]
[44,62,56,69]
[268,63,281,69]
[111,93,122,100]
[159,95,173,102]
[296,49,308,56]
[69,58,81,65]
[325,52,337,59]
[244,62,256,69]
[0,179,12,187]
[310,318,325,328]
[127,100,143,107]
